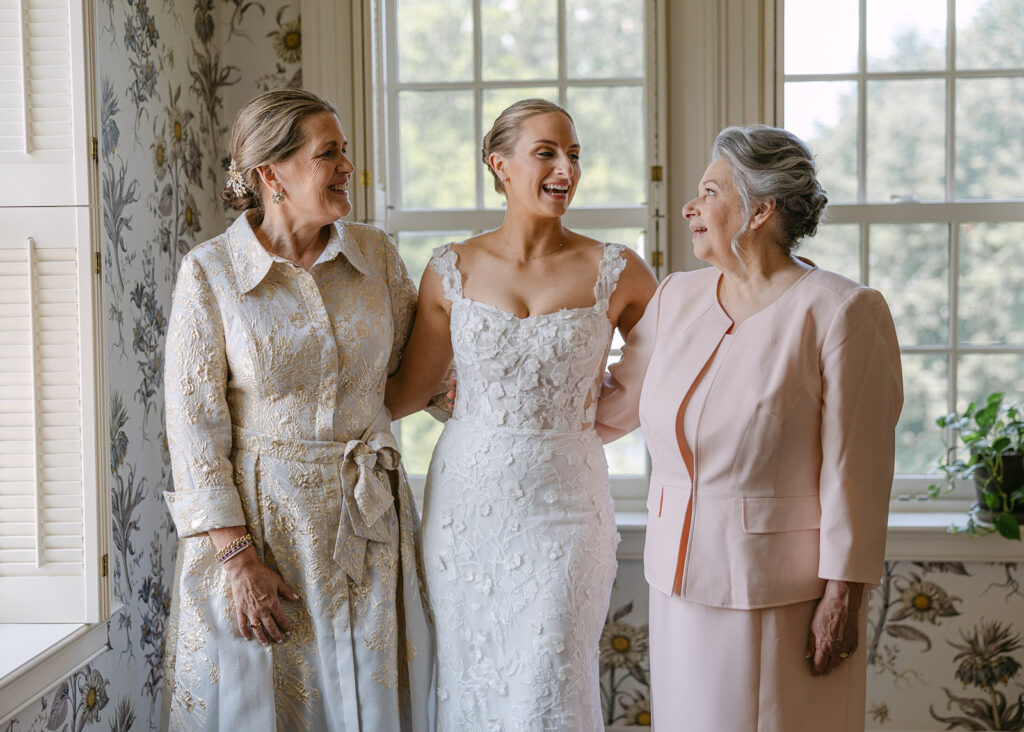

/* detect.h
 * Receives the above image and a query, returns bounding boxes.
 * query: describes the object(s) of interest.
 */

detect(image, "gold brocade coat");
[161,211,433,731]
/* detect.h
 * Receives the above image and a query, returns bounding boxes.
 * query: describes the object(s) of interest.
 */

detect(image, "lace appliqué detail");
[423,241,626,731]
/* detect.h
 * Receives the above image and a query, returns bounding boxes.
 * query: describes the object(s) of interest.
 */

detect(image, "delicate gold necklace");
[499,228,565,261]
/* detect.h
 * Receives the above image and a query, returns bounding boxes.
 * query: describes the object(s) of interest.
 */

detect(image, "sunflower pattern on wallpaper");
[600,601,651,726]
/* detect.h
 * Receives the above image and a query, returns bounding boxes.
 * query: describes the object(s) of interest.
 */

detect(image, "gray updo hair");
[711,124,828,256]
[221,88,338,211]
[482,98,575,194]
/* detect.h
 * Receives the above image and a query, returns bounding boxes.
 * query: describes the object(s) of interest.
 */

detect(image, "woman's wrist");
[222,545,261,577]
[824,579,864,608]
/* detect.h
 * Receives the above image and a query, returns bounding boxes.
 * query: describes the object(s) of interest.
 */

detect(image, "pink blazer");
[597,266,903,609]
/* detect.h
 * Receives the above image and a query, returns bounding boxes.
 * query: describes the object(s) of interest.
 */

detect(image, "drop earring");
[272,189,285,205]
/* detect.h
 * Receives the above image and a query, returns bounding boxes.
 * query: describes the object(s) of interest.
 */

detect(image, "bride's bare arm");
[386,266,454,420]
[609,248,658,338]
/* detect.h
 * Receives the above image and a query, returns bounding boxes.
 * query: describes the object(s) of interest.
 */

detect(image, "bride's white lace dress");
[422,242,625,731]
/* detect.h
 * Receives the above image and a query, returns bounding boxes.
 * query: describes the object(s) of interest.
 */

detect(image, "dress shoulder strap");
[593,243,628,312]
[428,243,464,301]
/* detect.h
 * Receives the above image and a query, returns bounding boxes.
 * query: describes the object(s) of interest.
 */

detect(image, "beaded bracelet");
[216,533,254,563]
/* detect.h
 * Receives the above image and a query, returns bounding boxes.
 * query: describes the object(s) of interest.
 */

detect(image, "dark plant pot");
[972,451,1024,524]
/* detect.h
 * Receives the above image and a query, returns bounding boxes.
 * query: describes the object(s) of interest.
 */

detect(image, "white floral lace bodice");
[430,242,627,432]
[423,240,626,730]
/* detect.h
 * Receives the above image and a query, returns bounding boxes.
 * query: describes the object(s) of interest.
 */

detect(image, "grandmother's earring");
[272,189,285,205]
[502,176,510,183]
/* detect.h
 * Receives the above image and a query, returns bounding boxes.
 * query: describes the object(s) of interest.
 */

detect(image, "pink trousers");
[649,587,868,731]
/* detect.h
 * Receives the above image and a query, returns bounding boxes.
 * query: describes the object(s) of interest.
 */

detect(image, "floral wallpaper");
[1,0,299,729]
[2,2,1023,730]
[599,559,1024,730]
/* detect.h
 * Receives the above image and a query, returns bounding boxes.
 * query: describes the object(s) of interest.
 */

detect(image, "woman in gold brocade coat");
[161,89,434,731]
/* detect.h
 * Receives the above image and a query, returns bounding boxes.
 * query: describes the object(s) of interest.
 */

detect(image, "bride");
[386,99,656,730]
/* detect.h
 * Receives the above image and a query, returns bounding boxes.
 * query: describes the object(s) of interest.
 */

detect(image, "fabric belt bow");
[333,430,401,584]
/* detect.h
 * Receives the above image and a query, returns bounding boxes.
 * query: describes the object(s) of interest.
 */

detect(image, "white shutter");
[0,206,102,623]
[0,0,90,205]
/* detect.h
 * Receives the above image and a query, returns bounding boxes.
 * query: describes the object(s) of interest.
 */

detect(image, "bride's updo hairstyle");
[482,98,575,195]
[711,124,828,256]
[221,88,338,211]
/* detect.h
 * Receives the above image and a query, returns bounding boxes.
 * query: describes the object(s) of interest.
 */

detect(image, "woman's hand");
[805,579,864,676]
[224,549,299,646]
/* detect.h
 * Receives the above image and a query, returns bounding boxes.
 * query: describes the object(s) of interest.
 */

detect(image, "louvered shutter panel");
[0,0,89,206]
[0,207,101,623]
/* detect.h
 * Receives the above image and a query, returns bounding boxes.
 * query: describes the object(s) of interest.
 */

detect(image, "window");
[779,0,1024,498]
[0,0,108,625]
[374,0,663,505]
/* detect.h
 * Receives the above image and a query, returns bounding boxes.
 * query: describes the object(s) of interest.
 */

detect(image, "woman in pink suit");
[597,125,903,730]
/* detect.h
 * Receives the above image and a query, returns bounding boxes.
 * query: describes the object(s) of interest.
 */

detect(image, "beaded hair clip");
[226,159,248,197]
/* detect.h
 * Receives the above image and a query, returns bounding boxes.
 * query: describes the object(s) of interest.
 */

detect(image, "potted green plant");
[930,392,1024,540]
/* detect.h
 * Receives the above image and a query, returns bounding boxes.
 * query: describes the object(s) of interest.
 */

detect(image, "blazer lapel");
[642,278,733,478]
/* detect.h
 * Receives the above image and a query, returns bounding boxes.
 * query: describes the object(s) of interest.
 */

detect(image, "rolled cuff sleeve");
[817,288,904,586]
[164,255,241,537]
[163,487,247,538]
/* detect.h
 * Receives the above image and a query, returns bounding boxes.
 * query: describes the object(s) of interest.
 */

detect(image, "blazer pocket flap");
[741,495,821,534]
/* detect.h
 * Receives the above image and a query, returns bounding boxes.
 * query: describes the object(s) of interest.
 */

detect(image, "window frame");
[299,0,1024,552]
[0,0,111,713]
[775,0,1024,503]
[370,0,667,507]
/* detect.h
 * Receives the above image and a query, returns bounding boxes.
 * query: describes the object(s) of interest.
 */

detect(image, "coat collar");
[227,210,370,293]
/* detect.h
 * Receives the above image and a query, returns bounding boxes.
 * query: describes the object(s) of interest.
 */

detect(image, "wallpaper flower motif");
[930,620,1024,730]
[600,601,651,727]
[270,9,301,63]
[255,5,302,90]
[867,562,965,683]
[0,2,301,729]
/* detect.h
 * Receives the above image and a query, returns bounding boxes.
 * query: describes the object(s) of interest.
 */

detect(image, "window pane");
[603,354,646,475]
[396,0,473,82]
[574,227,645,257]
[399,411,443,476]
[866,79,945,202]
[784,82,857,204]
[799,223,860,282]
[605,428,646,475]
[957,0,1024,70]
[955,78,1024,200]
[959,222,1024,346]
[566,85,645,207]
[399,91,476,209]
[870,223,949,347]
[482,87,560,209]
[397,231,473,285]
[958,354,1024,413]
[565,0,644,79]
[866,0,946,72]
[784,0,858,74]
[897,354,948,475]
[481,0,558,81]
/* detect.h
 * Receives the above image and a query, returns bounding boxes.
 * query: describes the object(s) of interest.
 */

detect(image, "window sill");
[615,508,1024,563]
[0,610,114,722]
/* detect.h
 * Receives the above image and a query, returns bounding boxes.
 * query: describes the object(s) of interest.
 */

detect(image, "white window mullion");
[472,0,483,210]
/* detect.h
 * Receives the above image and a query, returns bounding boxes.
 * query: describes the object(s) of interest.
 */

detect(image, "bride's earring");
[272,189,285,205]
